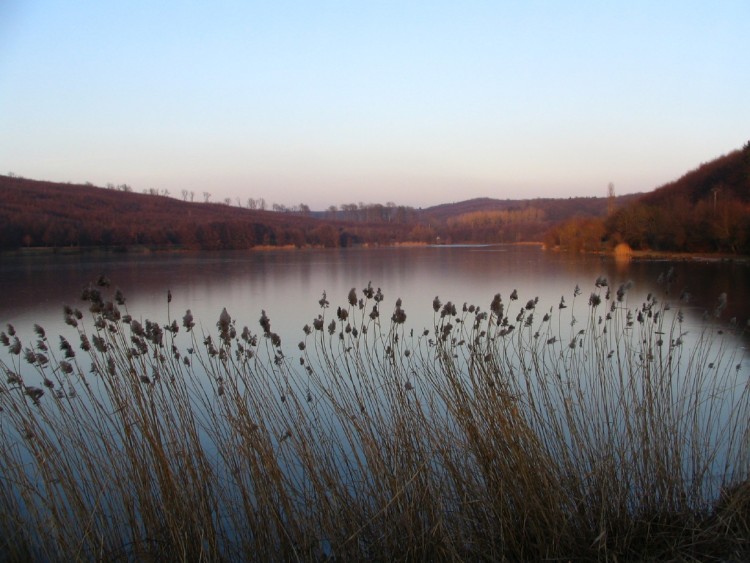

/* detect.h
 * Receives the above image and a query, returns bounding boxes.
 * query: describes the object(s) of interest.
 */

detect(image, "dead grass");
[0,276,748,561]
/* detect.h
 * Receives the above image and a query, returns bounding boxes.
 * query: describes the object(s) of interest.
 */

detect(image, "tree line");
[545,142,750,254]
[4,142,747,254]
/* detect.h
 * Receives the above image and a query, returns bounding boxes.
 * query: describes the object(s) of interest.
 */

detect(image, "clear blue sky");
[1,1,748,209]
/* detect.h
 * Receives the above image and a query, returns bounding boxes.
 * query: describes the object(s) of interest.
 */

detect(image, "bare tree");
[190,191,195,202]
[203,192,211,203]
[181,189,189,201]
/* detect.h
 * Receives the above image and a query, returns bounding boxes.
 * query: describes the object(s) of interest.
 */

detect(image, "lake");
[2,245,748,349]
[2,244,749,560]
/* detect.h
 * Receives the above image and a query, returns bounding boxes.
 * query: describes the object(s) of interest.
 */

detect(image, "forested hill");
[0,176,414,250]
[4,143,747,253]
[640,145,750,206]
[0,174,635,251]
[603,143,750,253]
[423,194,641,222]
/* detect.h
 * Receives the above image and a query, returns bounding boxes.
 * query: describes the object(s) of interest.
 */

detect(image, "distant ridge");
[640,144,750,206]
[2,142,747,252]
[423,194,642,223]
[0,175,382,250]
[602,142,750,253]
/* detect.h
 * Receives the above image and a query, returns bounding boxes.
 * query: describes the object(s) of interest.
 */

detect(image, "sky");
[1,1,748,210]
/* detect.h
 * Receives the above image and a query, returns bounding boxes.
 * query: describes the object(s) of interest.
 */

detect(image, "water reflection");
[1,246,748,559]
[0,246,747,346]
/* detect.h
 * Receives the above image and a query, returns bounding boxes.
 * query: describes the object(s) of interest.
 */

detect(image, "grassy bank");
[1,277,748,561]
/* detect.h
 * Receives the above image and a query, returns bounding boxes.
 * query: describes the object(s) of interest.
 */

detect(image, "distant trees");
[4,141,748,254]
[333,202,417,224]
[444,208,547,243]
[601,144,750,254]
[605,195,750,253]
[143,187,170,197]
[269,203,312,215]
[247,197,266,210]
[310,225,340,248]
[544,217,606,252]
[408,224,437,243]
[0,175,416,251]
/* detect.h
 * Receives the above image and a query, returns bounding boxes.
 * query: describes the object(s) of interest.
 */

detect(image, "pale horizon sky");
[1,1,748,210]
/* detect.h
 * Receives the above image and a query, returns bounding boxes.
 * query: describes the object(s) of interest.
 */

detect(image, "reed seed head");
[259,310,271,335]
[183,310,195,331]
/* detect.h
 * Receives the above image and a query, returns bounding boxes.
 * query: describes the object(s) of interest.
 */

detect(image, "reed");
[1,275,748,561]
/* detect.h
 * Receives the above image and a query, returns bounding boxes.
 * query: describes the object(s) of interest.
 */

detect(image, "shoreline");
[617,249,750,264]
[2,242,747,262]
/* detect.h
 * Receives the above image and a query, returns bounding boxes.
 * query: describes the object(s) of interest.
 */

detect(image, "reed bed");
[0,275,748,561]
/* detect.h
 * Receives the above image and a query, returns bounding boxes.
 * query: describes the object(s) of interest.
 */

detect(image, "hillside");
[423,193,641,223]
[603,143,750,253]
[0,174,645,251]
[4,144,746,253]
[640,145,750,207]
[0,176,413,250]
[421,193,641,244]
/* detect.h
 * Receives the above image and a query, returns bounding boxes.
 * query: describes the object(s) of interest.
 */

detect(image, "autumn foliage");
[605,143,750,254]
[3,142,748,253]
[546,142,750,254]
[0,176,415,251]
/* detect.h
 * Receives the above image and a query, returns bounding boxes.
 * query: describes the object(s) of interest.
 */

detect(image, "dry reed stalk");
[0,274,748,560]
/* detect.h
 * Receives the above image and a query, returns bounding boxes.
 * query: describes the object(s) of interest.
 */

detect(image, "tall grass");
[1,276,748,561]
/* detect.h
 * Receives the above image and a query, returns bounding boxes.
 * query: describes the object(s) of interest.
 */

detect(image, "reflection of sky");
[1,248,747,354]
[1,247,747,501]
[2,251,747,538]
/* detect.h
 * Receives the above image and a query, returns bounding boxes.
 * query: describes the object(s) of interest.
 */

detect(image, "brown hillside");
[604,142,750,253]
[0,176,412,250]
[424,194,641,223]
[640,144,750,206]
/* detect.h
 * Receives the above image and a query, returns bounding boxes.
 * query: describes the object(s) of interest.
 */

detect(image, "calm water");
[1,244,748,546]
[1,245,748,347]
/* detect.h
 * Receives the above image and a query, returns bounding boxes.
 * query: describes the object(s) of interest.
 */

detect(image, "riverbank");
[4,242,748,266]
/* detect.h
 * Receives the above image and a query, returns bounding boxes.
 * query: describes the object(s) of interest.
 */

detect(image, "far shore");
[611,248,749,264]
[2,242,747,263]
